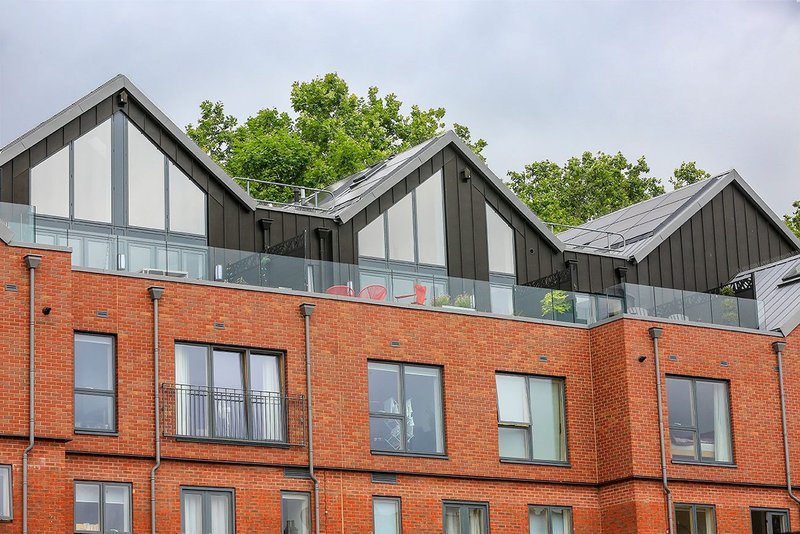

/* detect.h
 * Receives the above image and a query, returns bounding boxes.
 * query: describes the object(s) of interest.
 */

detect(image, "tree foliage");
[186,73,486,201]
[785,200,800,239]
[670,161,711,189]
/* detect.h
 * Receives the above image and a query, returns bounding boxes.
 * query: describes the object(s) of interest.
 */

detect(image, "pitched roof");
[0,74,258,211]
[558,170,800,263]
[732,254,800,335]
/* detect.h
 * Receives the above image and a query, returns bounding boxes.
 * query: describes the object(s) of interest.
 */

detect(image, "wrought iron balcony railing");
[161,383,306,446]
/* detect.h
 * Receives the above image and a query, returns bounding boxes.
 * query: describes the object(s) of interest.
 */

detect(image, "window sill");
[370,450,449,460]
[174,436,293,448]
[499,458,571,468]
[671,459,737,468]
[74,430,119,437]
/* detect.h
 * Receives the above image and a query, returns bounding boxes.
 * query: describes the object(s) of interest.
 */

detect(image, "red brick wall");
[1,241,799,533]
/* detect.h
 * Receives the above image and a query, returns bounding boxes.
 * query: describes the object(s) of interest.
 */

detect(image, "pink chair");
[359,284,387,301]
[326,285,355,297]
[395,283,427,305]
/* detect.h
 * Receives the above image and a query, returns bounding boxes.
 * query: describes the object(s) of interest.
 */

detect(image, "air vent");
[213,322,225,330]
[96,310,109,318]
[371,472,397,484]
[538,355,549,363]
[669,355,678,362]
[284,467,310,479]
[4,283,17,292]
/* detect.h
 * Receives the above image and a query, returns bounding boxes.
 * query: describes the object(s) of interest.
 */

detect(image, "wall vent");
[371,472,397,484]
[284,467,310,479]
[538,355,549,362]
[4,284,17,292]
[214,322,225,330]
[96,310,109,318]
[668,355,678,362]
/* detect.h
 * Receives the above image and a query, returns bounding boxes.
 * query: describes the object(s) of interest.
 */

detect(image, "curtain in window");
[713,384,731,462]
[182,493,203,534]
[697,507,715,534]
[529,507,548,534]
[209,493,230,534]
[468,508,485,534]
[175,345,209,437]
[213,350,246,439]
[249,354,282,441]
[551,508,572,534]
[444,507,460,534]
[0,468,8,517]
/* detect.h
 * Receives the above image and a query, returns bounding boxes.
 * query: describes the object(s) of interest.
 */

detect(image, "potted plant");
[432,294,451,307]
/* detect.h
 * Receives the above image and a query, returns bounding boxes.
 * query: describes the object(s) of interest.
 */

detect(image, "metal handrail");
[235,177,335,210]
[545,221,627,251]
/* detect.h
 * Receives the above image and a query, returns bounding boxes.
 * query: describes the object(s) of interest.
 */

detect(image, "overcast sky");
[2,1,799,216]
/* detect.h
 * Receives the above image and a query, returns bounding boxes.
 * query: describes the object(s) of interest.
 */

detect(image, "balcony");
[0,201,766,331]
[161,384,306,446]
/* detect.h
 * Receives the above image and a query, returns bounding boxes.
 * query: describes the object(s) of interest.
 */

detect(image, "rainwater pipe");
[22,254,41,534]
[773,341,800,508]
[148,286,165,533]
[649,326,674,534]
[300,303,320,534]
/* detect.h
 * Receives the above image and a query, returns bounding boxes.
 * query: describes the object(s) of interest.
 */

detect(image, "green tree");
[507,151,665,228]
[785,200,800,239]
[670,161,710,189]
[186,73,486,201]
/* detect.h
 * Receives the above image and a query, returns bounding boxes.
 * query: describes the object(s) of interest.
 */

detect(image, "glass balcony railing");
[0,202,764,330]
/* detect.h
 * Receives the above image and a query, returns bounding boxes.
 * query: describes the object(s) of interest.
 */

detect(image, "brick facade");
[1,241,799,533]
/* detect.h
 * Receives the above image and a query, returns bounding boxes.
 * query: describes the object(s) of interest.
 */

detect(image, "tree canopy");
[785,201,800,239]
[186,73,486,201]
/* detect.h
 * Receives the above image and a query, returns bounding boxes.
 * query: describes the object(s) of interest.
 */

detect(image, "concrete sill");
[500,458,572,468]
[370,450,449,460]
[174,436,292,449]
[74,431,119,437]
[671,460,737,469]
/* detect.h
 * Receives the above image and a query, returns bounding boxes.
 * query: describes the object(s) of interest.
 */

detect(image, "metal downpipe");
[650,326,674,534]
[148,287,165,534]
[773,341,800,508]
[22,254,41,534]
[300,303,320,534]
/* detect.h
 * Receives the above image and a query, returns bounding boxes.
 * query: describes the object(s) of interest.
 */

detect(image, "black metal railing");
[161,384,306,446]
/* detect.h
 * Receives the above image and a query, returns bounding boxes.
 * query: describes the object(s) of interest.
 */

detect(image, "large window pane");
[666,377,694,428]
[182,492,204,534]
[74,483,100,532]
[104,485,131,534]
[530,377,565,462]
[75,334,114,390]
[373,498,400,534]
[486,204,515,275]
[498,427,529,459]
[416,170,446,266]
[30,145,69,218]
[369,363,401,414]
[169,161,206,235]
[282,492,310,534]
[496,375,530,423]
[249,354,282,441]
[404,365,444,454]
[0,465,10,519]
[212,350,245,439]
[209,493,231,534]
[358,214,386,259]
[75,393,115,431]
[387,194,414,262]
[696,381,731,463]
[73,119,112,223]
[551,508,572,534]
[127,120,165,229]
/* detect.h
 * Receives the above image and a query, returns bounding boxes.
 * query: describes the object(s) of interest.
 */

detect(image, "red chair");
[395,283,427,305]
[326,285,355,297]
[359,284,387,301]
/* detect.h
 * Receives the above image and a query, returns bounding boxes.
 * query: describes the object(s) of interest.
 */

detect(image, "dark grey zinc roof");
[733,255,800,334]
[0,74,257,211]
[559,170,800,263]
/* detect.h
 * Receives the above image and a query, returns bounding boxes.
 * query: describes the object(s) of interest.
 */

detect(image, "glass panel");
[416,170,446,266]
[208,493,231,534]
[499,427,529,459]
[74,119,112,223]
[496,374,530,423]
[103,485,131,534]
[30,144,70,218]
[530,377,565,462]
[670,429,697,461]
[666,377,694,428]
[373,498,400,534]
[282,493,310,534]
[551,508,572,534]
[696,506,715,534]
[486,204,515,274]
[674,507,693,534]
[249,354,283,441]
[529,506,548,534]
[370,417,403,452]
[85,237,112,270]
[182,492,203,534]
[444,506,461,534]
[490,284,514,315]
[75,483,101,532]
[75,393,114,431]
[127,120,165,229]
[711,294,739,327]
[387,193,414,262]
[368,362,401,414]
[75,335,114,391]
[696,381,731,462]
[212,350,245,439]
[358,214,386,259]
[0,466,9,518]
[169,161,206,235]
[403,365,444,454]
[176,344,208,386]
